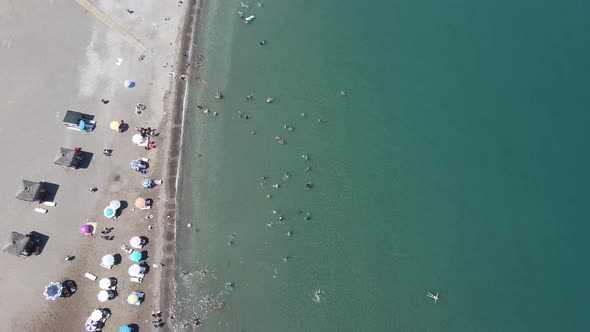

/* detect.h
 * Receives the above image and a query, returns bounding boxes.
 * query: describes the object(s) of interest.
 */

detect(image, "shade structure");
[54,147,82,168]
[128,250,142,262]
[130,236,143,248]
[119,326,132,332]
[104,207,115,218]
[109,200,121,209]
[43,281,63,300]
[80,224,91,234]
[141,179,153,188]
[102,254,115,266]
[99,278,114,290]
[16,180,44,202]
[110,121,120,131]
[97,290,110,302]
[134,198,146,208]
[128,264,145,277]
[3,232,31,257]
[127,291,144,305]
[124,80,135,88]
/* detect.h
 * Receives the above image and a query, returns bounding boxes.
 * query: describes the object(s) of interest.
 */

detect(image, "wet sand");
[0,0,196,331]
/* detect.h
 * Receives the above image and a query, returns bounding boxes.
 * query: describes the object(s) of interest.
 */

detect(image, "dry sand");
[0,0,197,331]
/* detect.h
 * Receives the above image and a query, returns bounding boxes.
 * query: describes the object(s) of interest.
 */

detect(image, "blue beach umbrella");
[124,80,136,88]
[141,179,153,188]
[104,207,115,218]
[43,281,63,300]
[118,326,132,332]
[129,250,142,262]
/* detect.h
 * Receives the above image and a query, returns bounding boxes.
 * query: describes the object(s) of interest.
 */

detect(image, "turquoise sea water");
[174,0,590,331]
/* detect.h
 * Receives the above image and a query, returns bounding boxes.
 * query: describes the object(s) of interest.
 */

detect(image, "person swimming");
[272,184,280,188]
[305,182,313,190]
[260,40,266,46]
[278,140,285,145]
[266,96,273,103]
[302,154,309,160]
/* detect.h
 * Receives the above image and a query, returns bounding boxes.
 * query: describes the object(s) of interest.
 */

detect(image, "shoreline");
[158,1,203,331]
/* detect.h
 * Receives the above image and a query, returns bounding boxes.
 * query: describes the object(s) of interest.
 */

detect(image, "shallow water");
[174,0,590,331]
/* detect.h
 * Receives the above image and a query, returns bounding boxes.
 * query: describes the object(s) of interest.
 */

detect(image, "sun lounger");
[121,245,133,253]
[100,262,113,269]
[42,201,57,207]
[34,208,47,214]
[130,276,143,283]
[84,273,97,281]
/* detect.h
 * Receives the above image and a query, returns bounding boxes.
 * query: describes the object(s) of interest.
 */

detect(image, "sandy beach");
[0,0,196,331]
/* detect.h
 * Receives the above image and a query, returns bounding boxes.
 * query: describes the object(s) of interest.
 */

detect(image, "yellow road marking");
[75,0,147,53]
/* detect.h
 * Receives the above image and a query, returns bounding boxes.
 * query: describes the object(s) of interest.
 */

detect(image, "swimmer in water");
[266,96,273,103]
[286,230,293,236]
[282,256,291,263]
[283,172,290,179]
[340,90,347,96]
[275,136,281,140]
[272,184,280,189]
[278,215,284,221]
[300,112,306,117]
[305,166,311,172]
[313,289,322,303]
[305,182,313,190]
[260,40,266,46]
[305,212,311,220]
[302,154,309,160]
[278,140,285,145]
[317,118,327,123]
[266,194,272,199]
[251,130,256,135]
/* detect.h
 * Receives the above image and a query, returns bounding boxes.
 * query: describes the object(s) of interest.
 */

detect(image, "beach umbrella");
[132,134,147,145]
[99,278,114,290]
[128,250,142,262]
[109,121,120,131]
[90,309,104,322]
[85,319,99,332]
[109,200,121,210]
[128,264,145,276]
[127,291,143,305]
[101,254,115,267]
[130,236,143,248]
[79,224,91,234]
[124,80,135,88]
[119,326,132,332]
[141,179,153,188]
[97,290,110,302]
[104,207,115,218]
[135,198,146,208]
[130,160,141,169]
[43,281,63,300]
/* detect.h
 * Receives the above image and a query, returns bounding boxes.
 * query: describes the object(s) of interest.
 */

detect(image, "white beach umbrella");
[99,278,113,290]
[128,264,145,277]
[109,200,121,210]
[97,290,110,302]
[130,236,143,248]
[101,254,115,266]
[90,309,104,321]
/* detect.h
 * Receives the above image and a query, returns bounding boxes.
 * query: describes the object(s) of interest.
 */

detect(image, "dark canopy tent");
[54,147,82,168]
[2,232,30,256]
[16,180,44,202]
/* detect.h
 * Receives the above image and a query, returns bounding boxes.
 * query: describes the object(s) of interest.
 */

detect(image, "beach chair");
[42,201,57,207]
[100,262,113,269]
[130,276,143,283]
[84,273,97,281]
[34,208,47,214]
[121,245,133,253]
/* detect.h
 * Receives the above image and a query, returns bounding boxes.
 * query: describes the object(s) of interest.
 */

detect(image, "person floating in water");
[426,292,439,303]
[260,40,266,46]
[215,91,223,99]
[266,96,274,103]
[340,90,347,96]
[302,154,309,160]
[305,182,313,190]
